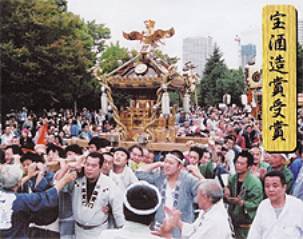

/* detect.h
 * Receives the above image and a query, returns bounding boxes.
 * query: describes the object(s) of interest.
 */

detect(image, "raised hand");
[27,163,38,178]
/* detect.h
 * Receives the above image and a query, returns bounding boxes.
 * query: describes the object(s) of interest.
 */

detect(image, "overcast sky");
[67,0,302,69]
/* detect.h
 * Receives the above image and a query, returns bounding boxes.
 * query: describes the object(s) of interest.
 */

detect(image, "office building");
[182,36,214,76]
[241,44,256,69]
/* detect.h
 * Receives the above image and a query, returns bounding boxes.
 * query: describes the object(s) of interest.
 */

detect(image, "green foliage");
[54,0,67,12]
[0,0,111,113]
[169,91,181,107]
[199,47,228,106]
[153,49,179,65]
[217,69,245,105]
[198,47,245,106]
[87,20,111,54]
[99,42,130,74]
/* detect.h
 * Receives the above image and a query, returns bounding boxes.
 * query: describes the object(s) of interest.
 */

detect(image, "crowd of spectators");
[1,105,303,239]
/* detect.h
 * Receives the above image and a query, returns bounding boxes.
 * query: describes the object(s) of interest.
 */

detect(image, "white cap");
[288,153,297,160]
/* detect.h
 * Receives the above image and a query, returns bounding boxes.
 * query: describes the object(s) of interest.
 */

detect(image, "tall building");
[182,36,214,76]
[241,44,256,69]
[298,19,303,47]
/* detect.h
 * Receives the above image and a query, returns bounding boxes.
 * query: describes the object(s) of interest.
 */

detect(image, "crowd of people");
[1,105,303,239]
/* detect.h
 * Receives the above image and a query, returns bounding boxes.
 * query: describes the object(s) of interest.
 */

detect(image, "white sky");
[67,0,302,70]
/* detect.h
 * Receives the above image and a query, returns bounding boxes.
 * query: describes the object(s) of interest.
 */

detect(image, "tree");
[99,42,130,74]
[87,20,111,55]
[0,0,111,114]
[153,49,179,65]
[217,69,245,105]
[54,0,67,12]
[199,47,228,106]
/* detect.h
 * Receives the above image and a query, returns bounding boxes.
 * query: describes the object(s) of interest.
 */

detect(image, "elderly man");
[267,153,293,194]
[99,181,162,239]
[156,179,233,239]
[0,164,76,239]
[250,145,269,179]
[248,171,303,239]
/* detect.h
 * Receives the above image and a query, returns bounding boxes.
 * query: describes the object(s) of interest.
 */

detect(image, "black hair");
[128,144,143,156]
[0,149,4,164]
[88,152,104,168]
[224,134,236,143]
[5,144,23,156]
[201,149,212,159]
[102,152,113,158]
[169,150,184,164]
[21,140,35,151]
[245,124,253,130]
[88,137,110,150]
[81,123,88,129]
[123,207,156,226]
[46,143,64,158]
[189,146,204,159]
[264,170,286,185]
[123,184,159,225]
[65,144,83,156]
[109,147,116,154]
[113,147,130,160]
[235,149,254,167]
[20,152,43,164]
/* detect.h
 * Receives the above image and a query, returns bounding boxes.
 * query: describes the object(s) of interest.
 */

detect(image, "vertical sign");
[263,5,297,152]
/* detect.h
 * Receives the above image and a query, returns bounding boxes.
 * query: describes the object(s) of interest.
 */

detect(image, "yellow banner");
[262,5,297,152]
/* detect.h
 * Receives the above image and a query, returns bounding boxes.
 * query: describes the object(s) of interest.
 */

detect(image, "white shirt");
[247,195,303,239]
[165,185,174,209]
[182,200,233,239]
[0,133,13,145]
[225,150,236,175]
[72,174,124,239]
[0,191,15,230]
[109,166,138,192]
[206,118,217,132]
[99,221,159,239]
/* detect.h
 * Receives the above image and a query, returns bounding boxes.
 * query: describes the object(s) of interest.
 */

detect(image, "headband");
[123,181,162,215]
[165,153,185,165]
